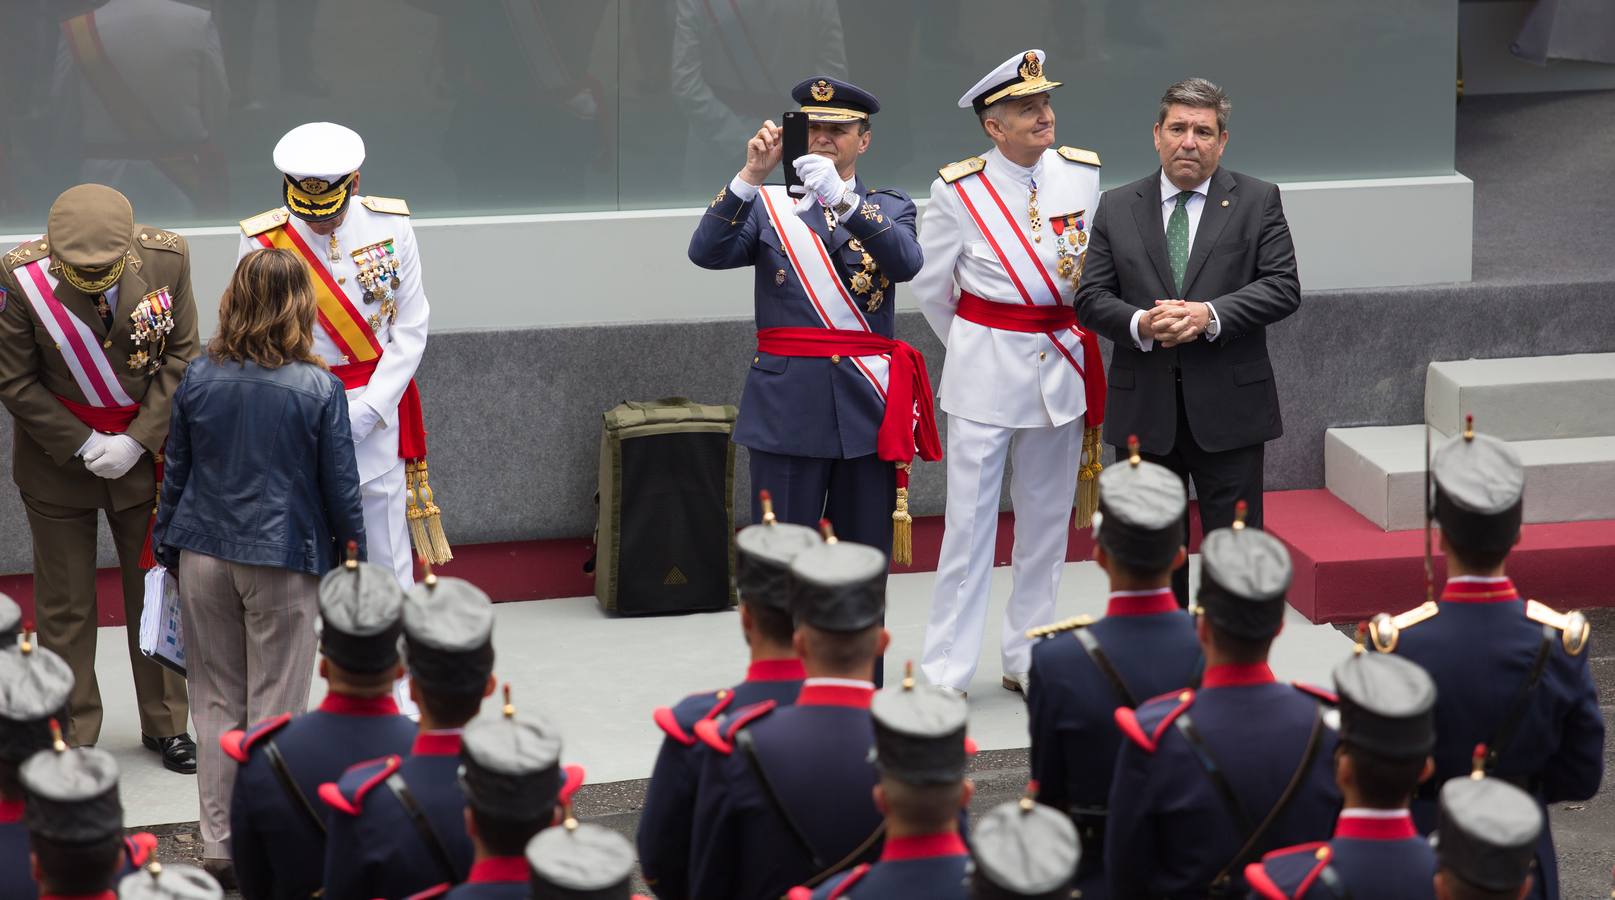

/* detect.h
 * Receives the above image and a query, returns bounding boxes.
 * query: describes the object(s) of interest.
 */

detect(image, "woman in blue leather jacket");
[153,247,365,874]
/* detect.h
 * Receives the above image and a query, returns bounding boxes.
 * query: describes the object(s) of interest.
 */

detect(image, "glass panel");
[0,0,1453,231]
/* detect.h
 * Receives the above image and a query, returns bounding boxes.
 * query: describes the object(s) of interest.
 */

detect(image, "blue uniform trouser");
[748,447,894,685]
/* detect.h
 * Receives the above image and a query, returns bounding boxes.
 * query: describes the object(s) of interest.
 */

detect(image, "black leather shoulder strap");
[1484,624,1556,771]
[385,773,462,883]
[1075,628,1138,708]
[1315,863,1355,900]
[1207,708,1328,896]
[263,740,325,836]
[1174,712,1254,833]
[736,730,824,871]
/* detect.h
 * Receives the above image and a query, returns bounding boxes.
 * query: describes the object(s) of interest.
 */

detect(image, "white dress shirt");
[1130,170,1220,350]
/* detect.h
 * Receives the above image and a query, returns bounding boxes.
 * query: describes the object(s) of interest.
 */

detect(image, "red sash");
[330,360,428,461]
[755,327,942,466]
[955,292,1106,425]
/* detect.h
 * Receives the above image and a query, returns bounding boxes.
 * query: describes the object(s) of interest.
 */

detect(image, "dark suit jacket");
[1074,167,1299,455]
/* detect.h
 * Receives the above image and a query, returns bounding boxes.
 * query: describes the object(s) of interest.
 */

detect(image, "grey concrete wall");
[17,275,1615,575]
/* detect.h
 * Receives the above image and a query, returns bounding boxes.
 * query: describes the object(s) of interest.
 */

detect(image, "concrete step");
[1325,425,1615,530]
[1426,353,1615,441]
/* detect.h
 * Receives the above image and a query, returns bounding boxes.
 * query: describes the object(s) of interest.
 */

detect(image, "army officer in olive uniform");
[0,184,195,770]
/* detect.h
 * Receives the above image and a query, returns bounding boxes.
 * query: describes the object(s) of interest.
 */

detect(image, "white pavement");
[103,557,1353,827]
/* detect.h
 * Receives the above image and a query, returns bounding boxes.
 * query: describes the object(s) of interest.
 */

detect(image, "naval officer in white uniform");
[911,50,1105,696]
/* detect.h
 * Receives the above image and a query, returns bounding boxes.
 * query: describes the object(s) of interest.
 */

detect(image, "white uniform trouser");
[361,460,414,590]
[922,414,1080,691]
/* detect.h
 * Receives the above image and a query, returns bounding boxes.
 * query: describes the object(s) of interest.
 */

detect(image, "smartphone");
[782,111,808,197]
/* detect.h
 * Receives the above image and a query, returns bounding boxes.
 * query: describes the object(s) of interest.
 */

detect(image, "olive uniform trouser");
[22,490,189,746]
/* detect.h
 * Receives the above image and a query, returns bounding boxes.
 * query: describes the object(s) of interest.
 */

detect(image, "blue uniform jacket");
[688,681,884,900]
[321,733,473,900]
[225,692,416,900]
[793,833,971,899]
[688,179,922,460]
[636,659,806,900]
[1027,590,1202,900]
[1105,664,1342,899]
[0,808,153,900]
[1245,812,1435,900]
[403,857,530,900]
[1387,578,1604,900]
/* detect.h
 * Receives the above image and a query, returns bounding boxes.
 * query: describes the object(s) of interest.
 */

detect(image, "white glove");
[82,433,144,479]
[793,153,849,211]
[349,399,384,443]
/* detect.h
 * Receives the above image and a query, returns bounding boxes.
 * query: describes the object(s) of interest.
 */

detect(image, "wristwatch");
[832,191,858,218]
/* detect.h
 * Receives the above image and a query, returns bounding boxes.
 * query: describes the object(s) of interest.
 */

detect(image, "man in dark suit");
[1075,77,1300,608]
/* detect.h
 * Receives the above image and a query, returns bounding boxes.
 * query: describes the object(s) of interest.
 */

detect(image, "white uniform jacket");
[911,146,1101,430]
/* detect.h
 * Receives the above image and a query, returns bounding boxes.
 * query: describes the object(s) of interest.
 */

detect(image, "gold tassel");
[891,461,914,566]
[1075,426,1103,527]
[405,460,454,565]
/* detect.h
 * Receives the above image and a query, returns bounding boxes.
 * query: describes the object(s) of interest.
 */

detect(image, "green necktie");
[1167,190,1192,296]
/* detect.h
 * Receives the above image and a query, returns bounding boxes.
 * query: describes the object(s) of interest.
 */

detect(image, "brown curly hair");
[209,247,327,370]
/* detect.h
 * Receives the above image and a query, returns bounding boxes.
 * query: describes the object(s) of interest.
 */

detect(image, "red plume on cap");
[1233,500,1249,529]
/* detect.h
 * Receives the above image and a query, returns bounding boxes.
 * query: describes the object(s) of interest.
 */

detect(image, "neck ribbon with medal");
[128,288,174,374]
[1026,178,1087,295]
[823,201,889,314]
[351,240,401,333]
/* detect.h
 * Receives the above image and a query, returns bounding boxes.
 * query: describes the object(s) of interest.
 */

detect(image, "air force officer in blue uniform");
[688,77,930,571]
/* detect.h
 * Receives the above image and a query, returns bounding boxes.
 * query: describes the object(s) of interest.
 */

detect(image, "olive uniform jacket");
[0,229,198,511]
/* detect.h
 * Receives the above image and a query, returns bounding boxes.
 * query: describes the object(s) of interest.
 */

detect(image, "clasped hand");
[1141,300,1210,348]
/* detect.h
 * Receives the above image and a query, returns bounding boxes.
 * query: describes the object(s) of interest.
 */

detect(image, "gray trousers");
[177,550,318,860]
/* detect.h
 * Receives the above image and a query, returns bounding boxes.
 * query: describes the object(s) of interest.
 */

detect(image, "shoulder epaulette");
[1114,689,1194,753]
[402,884,451,900]
[1367,601,1440,653]
[2,238,48,272]
[826,864,871,900]
[693,699,777,755]
[1057,146,1101,167]
[938,156,986,184]
[136,227,185,254]
[124,832,157,868]
[1291,682,1337,705]
[220,712,292,763]
[239,208,289,237]
[1244,843,1331,900]
[318,754,400,816]
[361,195,411,216]
[654,688,736,746]
[1525,599,1591,656]
[561,763,586,806]
[1027,614,1094,640]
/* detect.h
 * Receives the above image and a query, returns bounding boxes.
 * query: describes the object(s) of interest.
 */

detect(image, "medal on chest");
[351,240,400,331]
[127,287,174,374]
[1049,210,1087,291]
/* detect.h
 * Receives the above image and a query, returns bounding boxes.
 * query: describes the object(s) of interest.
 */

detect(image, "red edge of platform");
[1265,489,1615,624]
[14,490,1609,629]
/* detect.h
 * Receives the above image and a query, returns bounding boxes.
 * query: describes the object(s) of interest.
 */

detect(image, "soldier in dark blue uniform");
[320,573,499,900]
[1026,438,1200,897]
[790,665,975,899]
[1105,508,1341,898]
[225,554,416,900]
[637,493,816,899]
[1432,767,1543,900]
[688,530,890,899]
[1245,649,1440,899]
[405,691,584,900]
[1369,420,1602,900]
[968,790,1081,899]
[118,863,224,900]
[689,75,935,577]
[18,721,156,900]
[527,819,649,900]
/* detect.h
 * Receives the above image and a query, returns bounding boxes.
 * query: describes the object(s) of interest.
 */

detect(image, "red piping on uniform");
[320,692,401,716]
[412,732,462,756]
[1243,860,1291,900]
[468,856,529,883]
[0,797,22,823]
[879,832,969,861]
[797,684,874,708]
[653,707,695,746]
[1106,590,1179,617]
[1335,812,1418,841]
[1441,578,1519,603]
[1201,663,1276,689]
[746,658,807,682]
[220,729,249,763]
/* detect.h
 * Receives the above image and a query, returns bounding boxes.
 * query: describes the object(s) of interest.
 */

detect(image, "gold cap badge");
[811,80,834,102]
[1019,51,1042,80]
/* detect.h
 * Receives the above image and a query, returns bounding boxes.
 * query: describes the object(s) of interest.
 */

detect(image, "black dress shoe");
[142,732,197,775]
